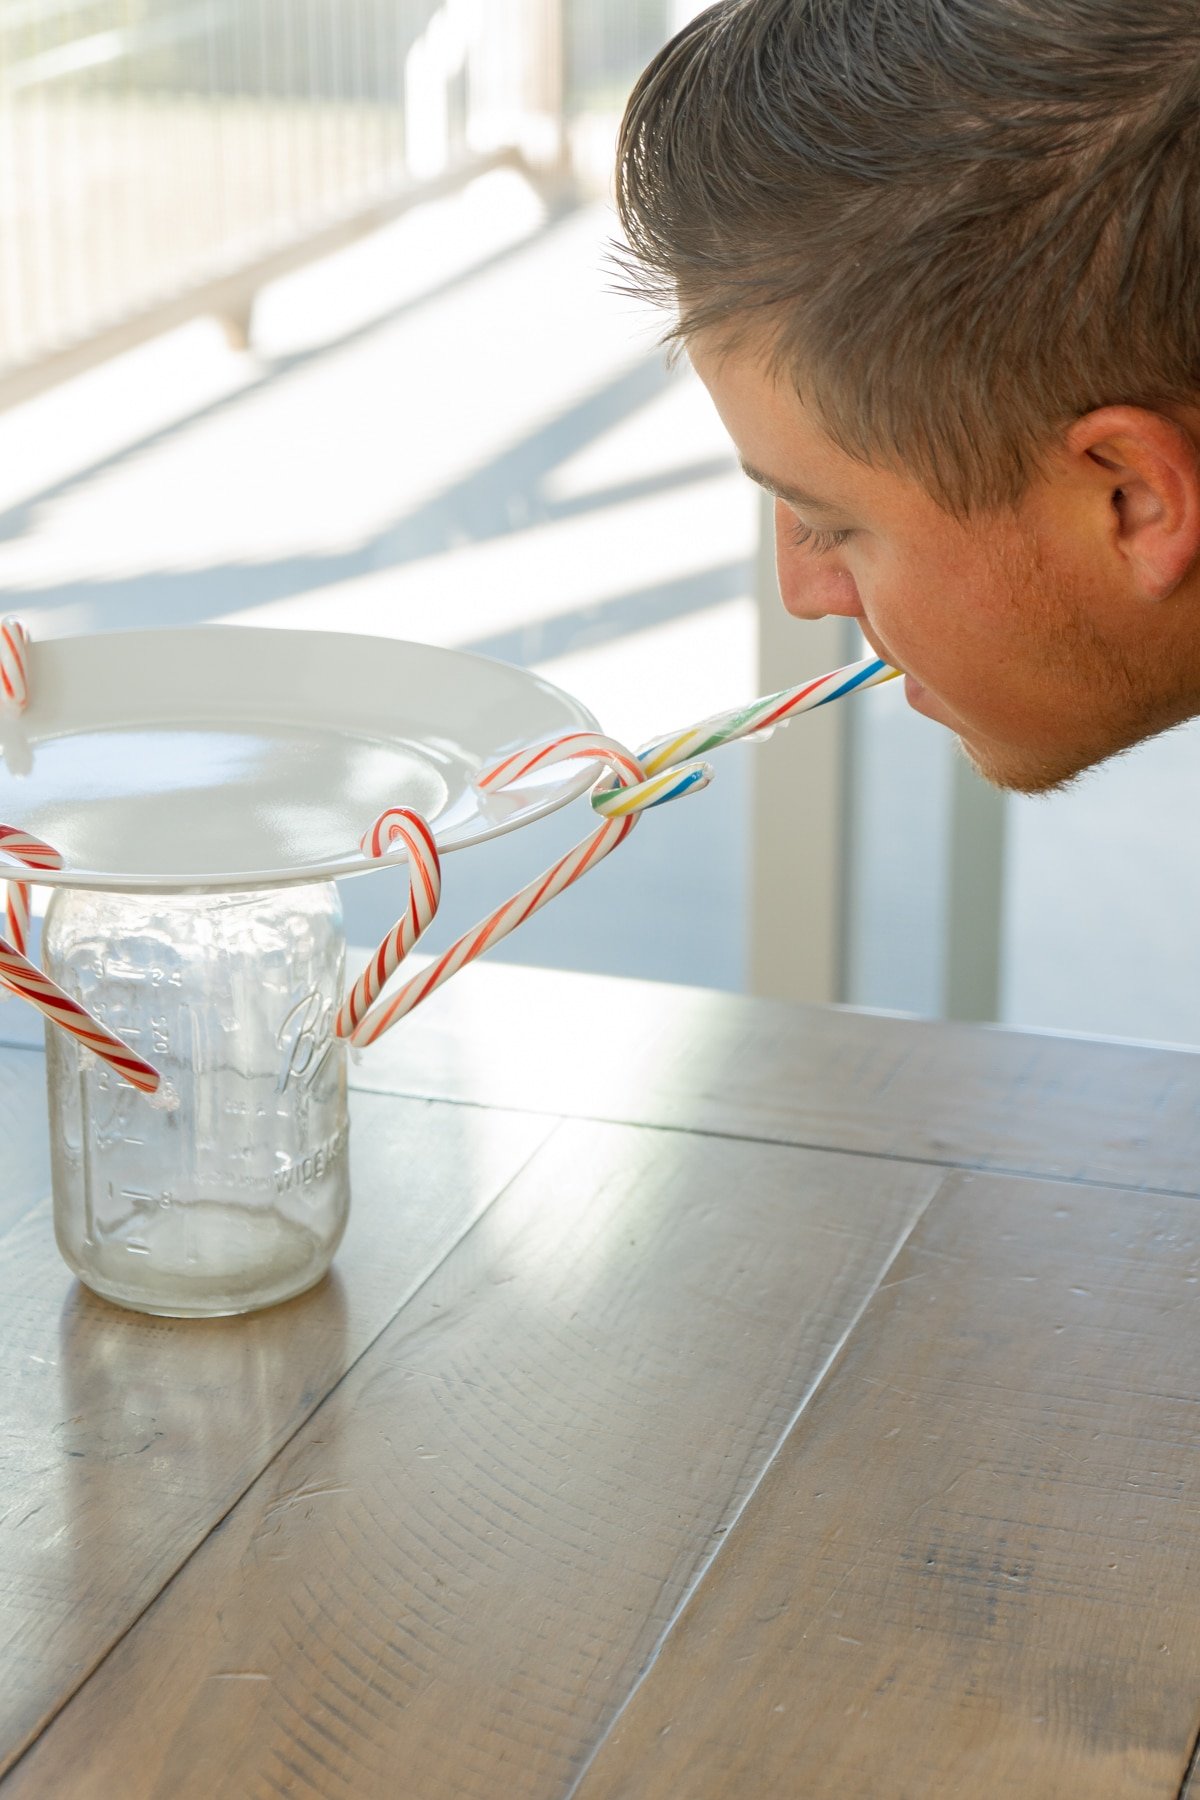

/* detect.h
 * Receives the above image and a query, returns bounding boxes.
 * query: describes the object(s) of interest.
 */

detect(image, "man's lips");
[808,611,945,722]
[855,624,941,721]
[857,621,901,675]
[841,619,967,732]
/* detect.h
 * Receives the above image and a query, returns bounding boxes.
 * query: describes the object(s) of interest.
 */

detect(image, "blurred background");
[1,0,1196,1048]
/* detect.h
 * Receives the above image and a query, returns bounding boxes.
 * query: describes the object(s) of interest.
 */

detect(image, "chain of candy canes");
[345,738,712,1048]
[343,659,901,1046]
[339,737,651,1042]
[337,807,442,1036]
[0,620,34,951]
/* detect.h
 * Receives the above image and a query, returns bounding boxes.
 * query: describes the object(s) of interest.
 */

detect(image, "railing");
[0,0,685,410]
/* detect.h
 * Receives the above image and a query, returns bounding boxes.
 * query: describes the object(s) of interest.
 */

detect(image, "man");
[615,0,1200,793]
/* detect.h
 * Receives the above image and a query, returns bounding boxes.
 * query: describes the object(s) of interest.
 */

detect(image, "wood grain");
[0,1090,552,1777]
[346,961,1200,1195]
[0,1045,51,1236]
[0,1122,945,1799]
[573,1170,1200,1800]
[7,958,1198,1194]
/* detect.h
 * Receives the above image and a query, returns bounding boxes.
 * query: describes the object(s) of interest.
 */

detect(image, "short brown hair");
[615,0,1200,512]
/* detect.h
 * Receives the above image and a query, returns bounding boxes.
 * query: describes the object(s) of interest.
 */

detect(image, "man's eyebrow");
[738,460,835,512]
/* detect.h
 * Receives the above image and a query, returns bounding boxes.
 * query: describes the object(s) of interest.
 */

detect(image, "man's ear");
[1065,404,1200,599]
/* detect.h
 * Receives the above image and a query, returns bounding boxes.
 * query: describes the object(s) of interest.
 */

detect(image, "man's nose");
[772,499,860,619]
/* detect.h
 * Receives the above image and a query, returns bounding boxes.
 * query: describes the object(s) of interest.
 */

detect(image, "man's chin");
[956,731,1095,796]
[903,676,1100,793]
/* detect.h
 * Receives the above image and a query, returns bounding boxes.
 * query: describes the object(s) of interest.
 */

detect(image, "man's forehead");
[738,458,838,513]
[691,334,920,517]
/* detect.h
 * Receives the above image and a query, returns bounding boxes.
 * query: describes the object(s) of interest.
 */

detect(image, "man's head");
[615,0,1200,790]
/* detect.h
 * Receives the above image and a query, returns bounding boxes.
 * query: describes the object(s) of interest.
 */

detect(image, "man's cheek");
[859,584,943,678]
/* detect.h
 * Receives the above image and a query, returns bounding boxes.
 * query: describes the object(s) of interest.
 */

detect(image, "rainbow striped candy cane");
[586,654,900,820]
[630,653,899,786]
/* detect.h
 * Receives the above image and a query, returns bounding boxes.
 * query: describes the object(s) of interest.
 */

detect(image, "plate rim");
[0,625,604,893]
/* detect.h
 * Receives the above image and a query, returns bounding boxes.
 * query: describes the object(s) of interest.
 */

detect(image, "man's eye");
[789,520,851,555]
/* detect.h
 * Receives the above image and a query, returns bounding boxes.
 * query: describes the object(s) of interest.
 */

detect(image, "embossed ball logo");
[276,989,336,1093]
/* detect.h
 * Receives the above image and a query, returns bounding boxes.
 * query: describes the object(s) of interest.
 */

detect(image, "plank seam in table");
[2,1120,953,1796]
[6,967,1200,1796]
[0,1109,570,1786]
[561,1176,948,1798]
[4,1028,1194,1204]
[365,1095,1200,1204]
[566,1162,1200,1800]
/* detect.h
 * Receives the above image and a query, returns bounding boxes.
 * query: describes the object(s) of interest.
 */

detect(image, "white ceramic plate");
[0,626,601,892]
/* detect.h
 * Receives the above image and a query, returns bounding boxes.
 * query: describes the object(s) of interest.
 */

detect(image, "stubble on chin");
[955,731,1091,796]
[954,667,1200,795]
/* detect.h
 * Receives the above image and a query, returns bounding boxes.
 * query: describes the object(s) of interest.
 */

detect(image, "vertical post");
[942,751,1008,1021]
[748,491,857,1005]
[406,3,471,180]
[466,0,566,175]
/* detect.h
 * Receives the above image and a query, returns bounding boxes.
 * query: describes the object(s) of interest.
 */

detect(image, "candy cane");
[4,881,29,955]
[337,807,442,1036]
[636,655,899,778]
[0,820,160,1091]
[0,825,61,873]
[479,731,647,794]
[0,934,161,1094]
[0,825,59,962]
[0,617,38,952]
[345,738,711,1048]
[343,656,899,1048]
[340,739,647,1042]
[0,616,30,712]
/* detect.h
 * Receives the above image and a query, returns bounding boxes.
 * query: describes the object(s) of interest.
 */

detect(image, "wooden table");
[2,960,1200,1798]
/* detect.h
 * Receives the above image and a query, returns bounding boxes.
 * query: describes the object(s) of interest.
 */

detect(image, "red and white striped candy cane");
[478,730,646,795]
[0,934,161,1094]
[4,880,29,954]
[0,824,60,957]
[337,807,442,1036]
[346,734,652,1048]
[0,616,30,711]
[0,825,61,872]
[0,822,160,1092]
[1,616,38,950]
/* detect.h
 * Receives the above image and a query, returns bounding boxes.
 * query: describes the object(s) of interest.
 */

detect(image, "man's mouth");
[858,620,901,674]
[855,624,943,720]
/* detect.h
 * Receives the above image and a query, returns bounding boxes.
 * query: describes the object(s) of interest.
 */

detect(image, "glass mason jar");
[42,883,350,1318]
